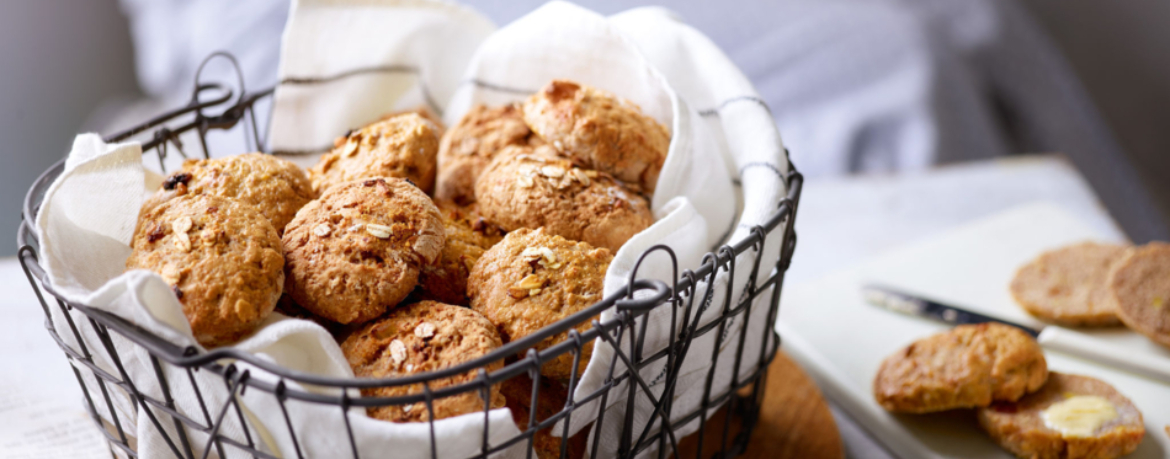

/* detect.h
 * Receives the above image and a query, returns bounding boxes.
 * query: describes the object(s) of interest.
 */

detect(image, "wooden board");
[675,351,843,459]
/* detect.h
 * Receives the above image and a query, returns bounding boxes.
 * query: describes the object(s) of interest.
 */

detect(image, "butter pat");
[1042,395,1117,437]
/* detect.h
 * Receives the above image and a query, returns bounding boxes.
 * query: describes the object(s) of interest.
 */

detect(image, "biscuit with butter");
[977,373,1144,459]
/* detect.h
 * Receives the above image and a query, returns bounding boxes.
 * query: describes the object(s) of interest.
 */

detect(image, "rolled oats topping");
[173,216,193,234]
[539,247,557,264]
[389,339,407,365]
[174,232,192,252]
[540,166,565,178]
[414,322,436,339]
[342,139,359,157]
[365,223,393,239]
[571,168,591,186]
[160,265,181,285]
[312,223,332,237]
[517,274,544,290]
[520,247,543,261]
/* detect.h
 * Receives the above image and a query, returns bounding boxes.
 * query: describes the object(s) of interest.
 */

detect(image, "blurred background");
[3,0,1169,257]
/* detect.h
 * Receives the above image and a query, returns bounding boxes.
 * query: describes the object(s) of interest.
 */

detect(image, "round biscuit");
[468,228,612,380]
[282,177,445,324]
[126,194,284,347]
[873,323,1048,413]
[1108,242,1170,348]
[522,80,669,192]
[309,113,439,195]
[1010,242,1129,327]
[149,153,316,234]
[435,103,534,204]
[341,301,505,422]
[474,145,653,252]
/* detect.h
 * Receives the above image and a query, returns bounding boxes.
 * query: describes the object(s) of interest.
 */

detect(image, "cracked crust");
[873,323,1048,413]
[148,153,316,234]
[468,228,612,380]
[1011,242,1129,327]
[126,194,284,347]
[416,200,506,306]
[474,145,653,252]
[522,80,669,192]
[1109,242,1170,349]
[436,103,538,204]
[282,177,445,324]
[977,373,1144,459]
[309,113,440,195]
[341,301,505,422]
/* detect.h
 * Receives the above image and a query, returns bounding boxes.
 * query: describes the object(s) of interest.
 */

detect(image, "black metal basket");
[16,56,802,459]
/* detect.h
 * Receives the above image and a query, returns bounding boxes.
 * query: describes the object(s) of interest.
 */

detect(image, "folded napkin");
[36,1,787,458]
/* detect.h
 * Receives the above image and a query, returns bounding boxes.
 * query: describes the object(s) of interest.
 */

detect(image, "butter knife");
[862,285,1170,385]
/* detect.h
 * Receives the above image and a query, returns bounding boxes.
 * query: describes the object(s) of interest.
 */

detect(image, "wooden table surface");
[676,350,843,459]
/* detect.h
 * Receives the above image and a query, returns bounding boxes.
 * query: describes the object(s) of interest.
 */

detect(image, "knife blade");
[861,285,1040,337]
[861,284,1170,385]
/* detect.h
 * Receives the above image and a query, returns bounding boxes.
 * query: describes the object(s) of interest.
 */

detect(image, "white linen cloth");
[37,1,787,458]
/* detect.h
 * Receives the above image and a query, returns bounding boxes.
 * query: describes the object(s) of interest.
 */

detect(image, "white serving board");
[778,202,1170,458]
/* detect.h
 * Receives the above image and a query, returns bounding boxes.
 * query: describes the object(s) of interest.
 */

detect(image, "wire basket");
[16,56,802,459]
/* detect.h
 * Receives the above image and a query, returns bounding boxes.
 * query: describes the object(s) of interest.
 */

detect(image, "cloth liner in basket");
[35,1,789,458]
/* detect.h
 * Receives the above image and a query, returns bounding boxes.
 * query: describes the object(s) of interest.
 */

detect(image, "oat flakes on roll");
[126,194,284,347]
[1108,241,1170,349]
[282,177,445,324]
[309,113,440,195]
[474,145,653,252]
[522,80,670,193]
[341,301,506,423]
[468,228,612,380]
[873,323,1048,413]
[1010,241,1130,327]
[977,373,1144,459]
[148,153,316,235]
[435,103,537,204]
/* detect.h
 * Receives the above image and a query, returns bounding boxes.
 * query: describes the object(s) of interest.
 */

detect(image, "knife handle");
[1038,326,1170,385]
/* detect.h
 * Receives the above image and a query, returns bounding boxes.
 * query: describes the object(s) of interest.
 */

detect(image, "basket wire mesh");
[16,53,802,459]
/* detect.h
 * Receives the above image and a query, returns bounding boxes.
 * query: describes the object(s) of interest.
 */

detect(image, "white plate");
[778,202,1170,458]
